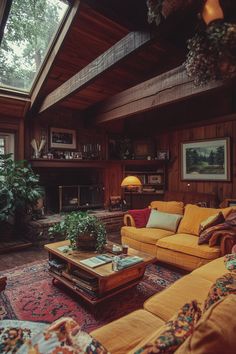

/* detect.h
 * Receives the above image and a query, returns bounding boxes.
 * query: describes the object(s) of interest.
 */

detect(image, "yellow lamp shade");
[121,176,142,188]
[202,0,224,25]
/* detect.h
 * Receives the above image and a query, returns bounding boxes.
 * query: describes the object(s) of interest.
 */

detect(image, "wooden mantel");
[93,65,225,125]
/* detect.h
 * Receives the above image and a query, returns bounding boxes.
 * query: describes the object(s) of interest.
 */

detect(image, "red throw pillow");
[128,208,151,228]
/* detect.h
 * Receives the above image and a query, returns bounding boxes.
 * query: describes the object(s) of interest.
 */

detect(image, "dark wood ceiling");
[36,0,196,113]
[37,1,129,100]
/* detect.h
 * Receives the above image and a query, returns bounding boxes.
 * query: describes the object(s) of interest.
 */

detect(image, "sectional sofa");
[121,201,234,271]
[91,256,236,353]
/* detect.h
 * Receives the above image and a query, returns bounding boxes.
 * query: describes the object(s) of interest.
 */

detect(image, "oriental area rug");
[0,261,183,332]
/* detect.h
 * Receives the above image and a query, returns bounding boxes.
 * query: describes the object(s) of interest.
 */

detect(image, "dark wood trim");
[93,65,224,125]
[0,0,12,45]
[38,31,155,113]
[30,0,81,107]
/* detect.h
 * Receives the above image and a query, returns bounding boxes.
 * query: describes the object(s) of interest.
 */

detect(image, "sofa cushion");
[144,273,212,322]
[128,208,151,228]
[146,209,182,232]
[121,226,174,245]
[150,200,184,215]
[191,256,226,282]
[157,233,220,260]
[177,204,232,236]
[91,309,164,354]
[204,272,236,312]
[175,295,236,354]
[156,247,213,271]
[130,301,201,354]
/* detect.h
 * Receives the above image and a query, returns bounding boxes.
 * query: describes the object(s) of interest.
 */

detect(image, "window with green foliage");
[0,133,15,158]
[0,0,69,92]
[0,137,6,155]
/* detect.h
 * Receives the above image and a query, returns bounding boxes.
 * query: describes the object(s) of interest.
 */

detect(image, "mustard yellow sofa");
[91,256,236,353]
[121,201,233,271]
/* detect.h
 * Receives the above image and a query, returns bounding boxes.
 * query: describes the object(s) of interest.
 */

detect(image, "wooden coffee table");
[45,240,156,305]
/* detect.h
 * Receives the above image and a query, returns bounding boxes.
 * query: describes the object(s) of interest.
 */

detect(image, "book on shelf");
[48,259,66,270]
[71,269,97,282]
[80,254,113,268]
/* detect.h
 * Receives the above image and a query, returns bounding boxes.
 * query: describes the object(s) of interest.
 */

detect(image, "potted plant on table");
[49,211,107,252]
[0,154,43,239]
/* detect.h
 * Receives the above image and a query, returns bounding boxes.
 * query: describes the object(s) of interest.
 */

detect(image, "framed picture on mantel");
[181,137,230,181]
[50,127,77,150]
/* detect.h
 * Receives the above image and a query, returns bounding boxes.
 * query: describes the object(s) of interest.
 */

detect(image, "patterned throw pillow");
[224,254,236,271]
[198,212,225,245]
[0,320,47,354]
[204,273,236,312]
[134,301,202,354]
[6,317,109,354]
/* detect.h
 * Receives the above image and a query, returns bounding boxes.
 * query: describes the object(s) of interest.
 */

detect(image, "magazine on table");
[80,254,113,268]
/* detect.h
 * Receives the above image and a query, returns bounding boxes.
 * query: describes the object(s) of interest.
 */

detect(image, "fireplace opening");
[59,185,104,212]
[35,168,104,213]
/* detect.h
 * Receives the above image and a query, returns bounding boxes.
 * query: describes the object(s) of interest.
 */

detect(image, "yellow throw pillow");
[175,295,236,354]
[149,201,184,215]
[178,204,231,236]
[199,212,225,235]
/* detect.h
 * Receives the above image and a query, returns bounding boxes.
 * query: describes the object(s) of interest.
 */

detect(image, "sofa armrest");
[124,214,136,227]
[220,234,236,256]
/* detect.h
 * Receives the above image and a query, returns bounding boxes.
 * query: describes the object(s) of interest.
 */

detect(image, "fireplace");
[34,167,104,213]
[59,185,104,212]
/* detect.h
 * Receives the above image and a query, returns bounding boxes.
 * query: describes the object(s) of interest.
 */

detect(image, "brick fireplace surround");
[26,210,124,245]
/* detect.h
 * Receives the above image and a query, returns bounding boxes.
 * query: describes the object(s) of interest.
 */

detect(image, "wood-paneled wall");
[156,114,236,203]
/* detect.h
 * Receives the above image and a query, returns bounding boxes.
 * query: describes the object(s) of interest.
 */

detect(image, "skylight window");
[0,0,69,93]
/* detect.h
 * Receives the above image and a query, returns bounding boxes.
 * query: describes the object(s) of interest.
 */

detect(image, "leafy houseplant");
[49,212,107,252]
[0,154,43,235]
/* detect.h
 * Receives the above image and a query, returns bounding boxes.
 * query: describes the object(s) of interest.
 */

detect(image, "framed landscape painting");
[50,127,77,149]
[181,138,230,181]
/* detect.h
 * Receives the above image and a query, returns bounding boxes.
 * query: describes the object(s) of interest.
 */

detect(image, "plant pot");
[76,232,97,251]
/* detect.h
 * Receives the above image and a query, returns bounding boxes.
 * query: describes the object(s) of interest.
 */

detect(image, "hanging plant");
[146,0,164,26]
[185,20,236,85]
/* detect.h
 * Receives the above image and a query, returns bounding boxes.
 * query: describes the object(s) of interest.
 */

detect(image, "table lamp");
[121,176,142,209]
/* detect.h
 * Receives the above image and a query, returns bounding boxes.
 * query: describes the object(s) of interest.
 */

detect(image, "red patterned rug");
[0,261,183,332]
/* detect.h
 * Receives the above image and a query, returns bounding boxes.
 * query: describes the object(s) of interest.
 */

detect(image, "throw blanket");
[199,210,236,248]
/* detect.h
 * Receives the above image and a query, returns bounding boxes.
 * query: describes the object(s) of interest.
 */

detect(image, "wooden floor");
[0,232,121,271]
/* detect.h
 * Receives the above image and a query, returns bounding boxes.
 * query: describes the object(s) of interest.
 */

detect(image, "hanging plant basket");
[76,232,97,251]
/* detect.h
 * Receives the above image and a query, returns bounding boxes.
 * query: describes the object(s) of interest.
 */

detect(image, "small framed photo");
[156,150,169,160]
[50,127,77,150]
[148,174,162,184]
[137,174,146,184]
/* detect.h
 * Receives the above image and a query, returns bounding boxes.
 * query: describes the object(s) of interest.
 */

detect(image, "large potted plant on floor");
[0,154,43,239]
[49,211,107,252]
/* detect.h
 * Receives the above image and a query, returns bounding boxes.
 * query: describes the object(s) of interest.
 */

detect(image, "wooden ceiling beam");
[92,65,224,125]
[38,30,155,114]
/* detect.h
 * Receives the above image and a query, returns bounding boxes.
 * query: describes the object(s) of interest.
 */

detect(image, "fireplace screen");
[59,185,103,212]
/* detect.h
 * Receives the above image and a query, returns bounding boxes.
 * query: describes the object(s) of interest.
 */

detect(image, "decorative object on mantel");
[31,138,46,159]
[146,0,236,85]
[48,211,107,252]
[50,127,77,150]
